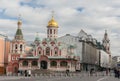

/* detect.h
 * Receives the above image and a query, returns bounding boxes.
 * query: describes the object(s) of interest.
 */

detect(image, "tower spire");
[105,30,107,33]
[47,11,59,39]
[15,14,23,40]
[102,30,110,53]
[52,10,54,19]
[17,14,22,29]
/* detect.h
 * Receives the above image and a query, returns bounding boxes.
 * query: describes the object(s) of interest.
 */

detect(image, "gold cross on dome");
[18,14,22,20]
[52,10,54,18]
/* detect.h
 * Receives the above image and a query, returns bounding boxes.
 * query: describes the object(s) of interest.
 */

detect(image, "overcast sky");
[0,0,120,56]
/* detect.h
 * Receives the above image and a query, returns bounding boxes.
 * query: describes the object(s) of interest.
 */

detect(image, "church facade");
[5,14,111,75]
[6,15,79,75]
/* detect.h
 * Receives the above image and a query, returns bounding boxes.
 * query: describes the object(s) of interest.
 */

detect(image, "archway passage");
[40,61,47,69]
[14,67,18,73]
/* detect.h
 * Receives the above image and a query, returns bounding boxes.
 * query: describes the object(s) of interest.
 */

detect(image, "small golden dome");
[47,16,58,28]
[17,20,22,25]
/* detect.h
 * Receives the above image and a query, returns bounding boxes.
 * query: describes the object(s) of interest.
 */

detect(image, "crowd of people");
[18,70,31,77]
[16,68,120,78]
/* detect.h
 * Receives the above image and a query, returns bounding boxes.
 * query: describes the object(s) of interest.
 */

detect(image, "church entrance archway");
[14,67,18,73]
[40,61,47,69]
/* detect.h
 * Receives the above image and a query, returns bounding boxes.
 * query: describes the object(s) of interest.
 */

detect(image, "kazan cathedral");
[6,15,79,75]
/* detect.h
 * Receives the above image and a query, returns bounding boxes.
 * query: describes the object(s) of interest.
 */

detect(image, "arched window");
[22,61,28,66]
[32,61,38,66]
[39,51,41,54]
[50,29,52,34]
[46,47,50,55]
[15,44,17,49]
[55,51,57,55]
[20,44,22,51]
[54,29,55,34]
[50,61,57,67]
[54,47,58,55]
[38,47,42,55]
[60,61,68,67]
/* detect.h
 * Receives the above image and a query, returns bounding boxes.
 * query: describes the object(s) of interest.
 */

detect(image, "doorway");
[40,61,47,69]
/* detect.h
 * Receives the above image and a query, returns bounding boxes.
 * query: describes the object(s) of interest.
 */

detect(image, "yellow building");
[0,34,10,74]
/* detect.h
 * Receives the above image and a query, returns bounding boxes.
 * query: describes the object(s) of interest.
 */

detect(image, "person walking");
[66,69,70,76]
[106,69,109,76]
[118,69,120,79]
[28,70,31,77]
[24,70,28,77]
[114,68,117,78]
[90,68,94,76]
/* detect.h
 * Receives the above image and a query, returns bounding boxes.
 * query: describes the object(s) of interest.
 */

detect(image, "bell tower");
[47,11,59,39]
[102,30,111,68]
[102,30,110,54]
[7,15,26,75]
[10,15,25,55]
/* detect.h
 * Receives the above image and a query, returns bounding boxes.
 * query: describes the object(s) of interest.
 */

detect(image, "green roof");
[48,56,77,60]
[19,57,39,60]
[15,29,23,36]
[35,36,40,42]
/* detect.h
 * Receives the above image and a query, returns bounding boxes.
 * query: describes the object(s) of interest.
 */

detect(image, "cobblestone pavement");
[0,72,119,81]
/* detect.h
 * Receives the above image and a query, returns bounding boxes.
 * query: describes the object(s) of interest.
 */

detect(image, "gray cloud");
[0,0,120,56]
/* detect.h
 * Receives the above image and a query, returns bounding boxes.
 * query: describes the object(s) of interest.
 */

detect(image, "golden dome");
[17,20,22,25]
[47,16,58,28]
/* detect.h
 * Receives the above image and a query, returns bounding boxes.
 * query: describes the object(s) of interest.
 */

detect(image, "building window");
[15,44,17,49]
[50,29,52,34]
[39,51,41,54]
[22,61,28,66]
[46,47,50,55]
[54,47,58,55]
[38,47,42,55]
[50,61,57,67]
[60,61,68,67]
[32,61,38,66]
[54,29,55,34]
[20,44,22,51]
[55,51,57,55]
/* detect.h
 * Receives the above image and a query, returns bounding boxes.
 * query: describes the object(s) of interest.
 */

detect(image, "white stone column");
[38,61,40,69]
[22,44,24,54]
[68,62,71,71]
[18,44,20,53]
[48,61,50,69]
[28,61,32,70]
[57,61,60,71]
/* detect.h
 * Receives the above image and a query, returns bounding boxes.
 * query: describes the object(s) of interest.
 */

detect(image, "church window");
[46,47,50,55]
[50,61,57,67]
[50,29,52,34]
[38,47,42,55]
[20,44,22,51]
[54,47,58,55]
[22,60,28,66]
[32,61,38,66]
[60,61,68,67]
[55,51,57,55]
[54,29,55,34]
[39,51,41,54]
[15,44,17,49]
